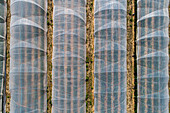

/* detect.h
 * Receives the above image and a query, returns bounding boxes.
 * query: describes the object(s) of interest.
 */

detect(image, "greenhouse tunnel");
[9,0,47,112]
[0,0,6,112]
[137,0,169,112]
[94,0,127,112]
[52,0,86,112]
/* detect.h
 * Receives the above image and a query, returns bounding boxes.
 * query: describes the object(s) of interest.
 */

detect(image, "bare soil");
[86,0,95,112]
[126,0,136,112]
[47,0,53,112]
[6,0,11,112]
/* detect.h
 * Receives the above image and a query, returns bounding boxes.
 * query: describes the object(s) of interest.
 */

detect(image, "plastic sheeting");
[94,0,127,112]
[52,0,86,112]
[0,0,6,112]
[137,0,169,112]
[10,0,47,112]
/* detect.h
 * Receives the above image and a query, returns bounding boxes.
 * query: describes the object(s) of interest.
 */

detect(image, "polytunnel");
[0,0,6,112]
[52,0,86,112]
[94,0,127,112]
[10,0,47,112]
[137,0,169,113]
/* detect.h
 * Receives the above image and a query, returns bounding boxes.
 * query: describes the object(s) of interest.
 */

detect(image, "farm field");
[4,0,170,112]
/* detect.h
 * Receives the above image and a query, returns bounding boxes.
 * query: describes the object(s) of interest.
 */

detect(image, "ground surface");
[86,0,94,112]
[6,0,11,112]
[126,0,136,112]
[47,0,53,112]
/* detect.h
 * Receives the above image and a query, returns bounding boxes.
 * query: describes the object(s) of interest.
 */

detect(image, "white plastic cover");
[0,0,6,112]
[137,0,169,112]
[10,0,47,112]
[94,0,127,112]
[52,0,86,112]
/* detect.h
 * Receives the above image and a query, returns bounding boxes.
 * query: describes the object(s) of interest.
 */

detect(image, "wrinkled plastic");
[10,0,47,112]
[137,0,169,113]
[52,0,86,112]
[0,0,6,112]
[94,0,127,112]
